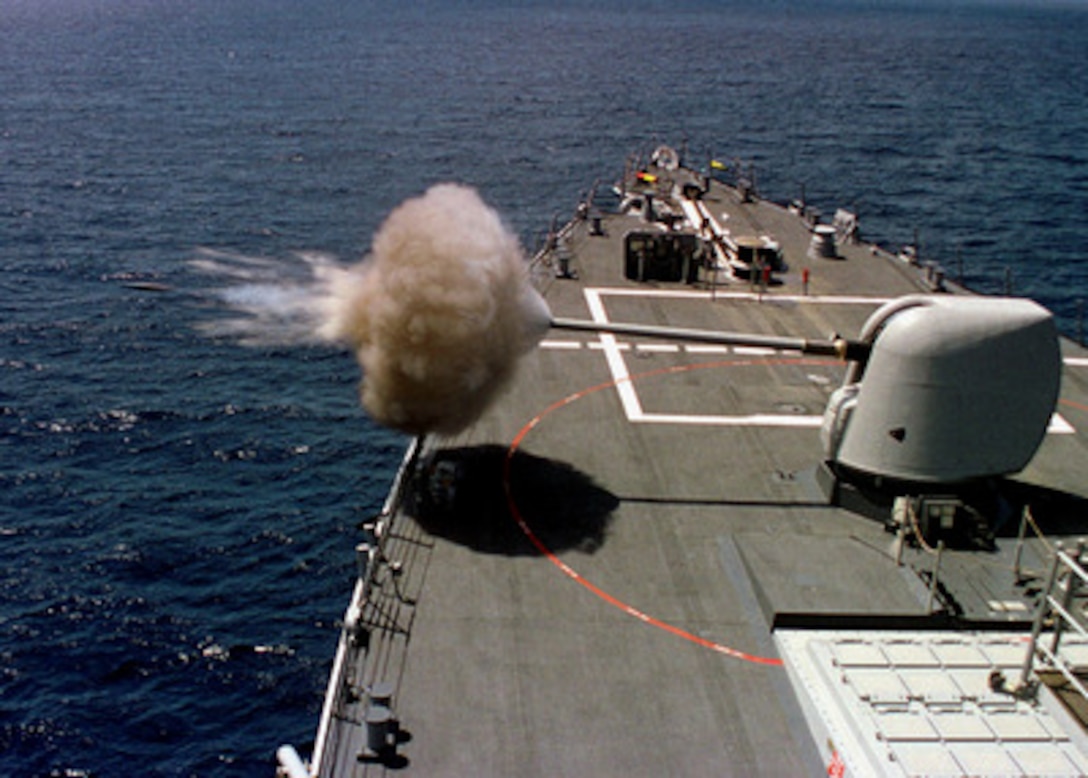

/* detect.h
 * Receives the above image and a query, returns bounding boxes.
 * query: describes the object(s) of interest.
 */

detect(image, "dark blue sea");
[2,0,1087,774]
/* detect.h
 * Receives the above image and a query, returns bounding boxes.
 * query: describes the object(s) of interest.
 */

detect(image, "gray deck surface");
[311,168,1088,776]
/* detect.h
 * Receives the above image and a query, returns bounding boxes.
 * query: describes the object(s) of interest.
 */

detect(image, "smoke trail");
[192,184,552,435]
[322,183,551,435]
[192,249,351,347]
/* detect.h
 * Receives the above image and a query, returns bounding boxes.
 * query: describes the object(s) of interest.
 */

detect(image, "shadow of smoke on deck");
[405,444,618,556]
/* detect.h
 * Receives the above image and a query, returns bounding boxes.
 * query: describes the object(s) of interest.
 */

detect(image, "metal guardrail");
[1019,539,1088,699]
[289,435,424,778]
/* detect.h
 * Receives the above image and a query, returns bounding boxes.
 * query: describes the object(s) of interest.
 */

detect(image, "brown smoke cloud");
[320,183,551,435]
[190,184,550,434]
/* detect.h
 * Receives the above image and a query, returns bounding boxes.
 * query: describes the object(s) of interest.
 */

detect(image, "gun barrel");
[549,317,868,361]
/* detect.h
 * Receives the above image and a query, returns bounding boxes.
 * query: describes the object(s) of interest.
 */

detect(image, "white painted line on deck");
[585,289,644,420]
[635,343,680,353]
[733,346,777,356]
[587,341,630,351]
[583,287,827,428]
[540,340,582,350]
[638,412,824,427]
[544,339,788,356]
[684,344,731,354]
[587,286,894,306]
[1063,357,1088,367]
[577,288,1080,436]
[1050,413,1075,434]
[545,339,793,356]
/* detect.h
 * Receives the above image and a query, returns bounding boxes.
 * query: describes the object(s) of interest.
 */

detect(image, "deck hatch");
[987,712,1055,741]
[929,641,990,667]
[1007,743,1083,774]
[928,711,993,741]
[875,711,939,741]
[882,642,939,667]
[951,744,1020,775]
[888,743,962,776]
[830,641,887,667]
[900,671,961,703]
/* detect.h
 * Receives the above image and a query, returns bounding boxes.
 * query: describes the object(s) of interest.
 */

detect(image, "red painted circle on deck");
[501,357,833,666]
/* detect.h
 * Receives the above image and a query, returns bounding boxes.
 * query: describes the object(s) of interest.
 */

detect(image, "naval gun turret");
[552,294,1061,492]
[820,295,1060,484]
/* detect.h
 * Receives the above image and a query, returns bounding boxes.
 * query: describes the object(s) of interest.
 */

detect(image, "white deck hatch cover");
[776,630,1088,777]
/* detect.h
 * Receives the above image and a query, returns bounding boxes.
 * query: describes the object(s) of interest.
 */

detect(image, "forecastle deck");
[295,162,1088,777]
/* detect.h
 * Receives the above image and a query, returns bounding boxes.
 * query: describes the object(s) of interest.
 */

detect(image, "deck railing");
[301,435,423,778]
[1019,539,1088,700]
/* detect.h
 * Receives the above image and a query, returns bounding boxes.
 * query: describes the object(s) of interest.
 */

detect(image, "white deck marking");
[587,341,630,351]
[582,287,843,427]
[578,288,1078,434]
[585,289,644,420]
[645,413,824,428]
[543,339,801,358]
[545,340,769,356]
[1063,357,1088,367]
[1050,413,1075,434]
[587,286,894,305]
[539,339,582,350]
[684,344,731,354]
[635,343,680,353]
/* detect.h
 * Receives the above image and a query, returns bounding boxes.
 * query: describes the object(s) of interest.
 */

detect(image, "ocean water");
[2,0,1087,774]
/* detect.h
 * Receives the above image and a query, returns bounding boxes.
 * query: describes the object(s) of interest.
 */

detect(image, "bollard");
[365,705,395,756]
[369,681,395,709]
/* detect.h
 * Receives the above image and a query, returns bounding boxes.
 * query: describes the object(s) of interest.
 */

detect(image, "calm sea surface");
[3,0,1087,774]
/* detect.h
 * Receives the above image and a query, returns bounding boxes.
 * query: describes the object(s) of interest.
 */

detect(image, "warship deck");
[297,161,1088,777]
